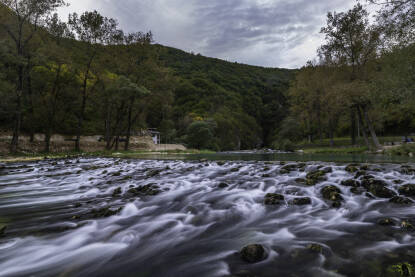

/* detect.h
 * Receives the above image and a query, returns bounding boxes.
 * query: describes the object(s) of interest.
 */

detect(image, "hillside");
[0,5,295,152]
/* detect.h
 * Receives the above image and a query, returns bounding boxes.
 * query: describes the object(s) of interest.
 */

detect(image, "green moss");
[386,262,415,276]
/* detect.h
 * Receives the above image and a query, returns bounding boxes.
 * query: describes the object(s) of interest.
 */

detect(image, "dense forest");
[0,0,293,153]
[0,0,414,153]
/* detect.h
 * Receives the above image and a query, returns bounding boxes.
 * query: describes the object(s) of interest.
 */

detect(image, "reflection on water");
[0,156,414,276]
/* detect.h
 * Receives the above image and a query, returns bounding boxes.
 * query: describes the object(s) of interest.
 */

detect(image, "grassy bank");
[0,149,216,163]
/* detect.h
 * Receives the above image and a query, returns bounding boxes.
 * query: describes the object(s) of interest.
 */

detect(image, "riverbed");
[0,156,415,276]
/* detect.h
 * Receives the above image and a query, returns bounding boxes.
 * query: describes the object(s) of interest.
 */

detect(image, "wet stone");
[389,196,413,205]
[147,169,162,178]
[291,197,312,205]
[341,179,361,187]
[240,244,267,263]
[295,178,307,184]
[264,193,284,205]
[112,187,122,197]
[305,170,327,186]
[218,182,229,188]
[362,179,396,198]
[377,218,396,226]
[398,184,415,197]
[128,184,162,196]
[401,220,415,231]
[307,243,323,253]
[0,225,6,237]
[321,185,343,202]
[345,164,359,173]
[91,207,122,218]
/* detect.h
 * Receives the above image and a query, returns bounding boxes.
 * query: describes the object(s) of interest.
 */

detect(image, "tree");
[68,10,122,151]
[186,120,216,150]
[0,0,66,152]
[368,0,415,45]
[319,4,382,148]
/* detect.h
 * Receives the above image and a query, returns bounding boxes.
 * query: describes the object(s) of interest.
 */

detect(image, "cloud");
[58,0,365,68]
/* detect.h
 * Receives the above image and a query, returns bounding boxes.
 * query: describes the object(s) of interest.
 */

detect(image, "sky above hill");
[58,0,372,69]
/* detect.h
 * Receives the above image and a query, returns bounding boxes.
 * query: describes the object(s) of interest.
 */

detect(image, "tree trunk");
[350,108,356,145]
[10,63,24,153]
[26,55,35,142]
[356,106,370,149]
[44,130,51,153]
[124,98,135,151]
[363,106,381,149]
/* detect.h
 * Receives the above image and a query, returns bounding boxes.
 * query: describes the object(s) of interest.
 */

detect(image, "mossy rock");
[295,178,307,184]
[354,171,367,179]
[217,161,226,166]
[0,225,6,237]
[279,169,289,174]
[262,174,271,178]
[306,243,323,253]
[91,207,122,218]
[112,187,122,197]
[264,193,284,205]
[390,196,413,205]
[377,218,396,226]
[398,184,415,197]
[362,179,396,198]
[345,164,359,173]
[400,166,415,175]
[218,182,229,188]
[128,184,161,196]
[305,170,327,186]
[146,169,162,178]
[401,220,415,231]
[394,180,405,184]
[240,244,267,263]
[341,179,361,187]
[112,171,122,176]
[291,197,312,205]
[321,185,343,202]
[281,164,298,172]
[386,262,415,277]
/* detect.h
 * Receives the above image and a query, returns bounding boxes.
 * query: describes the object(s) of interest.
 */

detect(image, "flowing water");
[0,156,415,277]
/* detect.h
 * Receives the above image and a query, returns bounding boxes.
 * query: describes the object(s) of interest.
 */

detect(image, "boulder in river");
[128,184,161,196]
[240,244,267,263]
[218,182,229,188]
[91,207,122,218]
[377,218,396,226]
[345,164,359,173]
[321,185,343,202]
[389,196,413,205]
[398,184,415,197]
[0,225,6,237]
[341,179,361,187]
[401,220,415,231]
[291,197,312,205]
[362,179,396,198]
[112,187,122,197]
[305,170,327,186]
[264,193,284,205]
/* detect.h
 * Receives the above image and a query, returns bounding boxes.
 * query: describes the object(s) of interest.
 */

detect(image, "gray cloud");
[58,0,366,68]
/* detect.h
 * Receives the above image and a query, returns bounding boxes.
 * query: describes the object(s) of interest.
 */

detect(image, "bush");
[272,139,295,152]
[186,121,216,150]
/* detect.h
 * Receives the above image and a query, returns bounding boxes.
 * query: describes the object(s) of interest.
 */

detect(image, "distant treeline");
[274,1,415,150]
[0,0,413,153]
[0,0,293,153]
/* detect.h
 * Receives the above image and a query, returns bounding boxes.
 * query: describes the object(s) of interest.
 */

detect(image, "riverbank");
[0,149,215,163]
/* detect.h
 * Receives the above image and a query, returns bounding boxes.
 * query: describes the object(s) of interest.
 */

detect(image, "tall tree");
[0,0,66,152]
[319,4,382,148]
[68,10,122,151]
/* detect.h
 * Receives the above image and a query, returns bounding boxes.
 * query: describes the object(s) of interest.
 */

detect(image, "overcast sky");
[58,0,370,69]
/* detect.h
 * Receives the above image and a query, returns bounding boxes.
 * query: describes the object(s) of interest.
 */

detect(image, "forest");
[0,0,414,153]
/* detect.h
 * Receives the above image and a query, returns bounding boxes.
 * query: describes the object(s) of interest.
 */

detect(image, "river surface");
[0,155,415,276]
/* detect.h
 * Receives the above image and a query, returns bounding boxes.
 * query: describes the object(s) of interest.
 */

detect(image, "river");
[0,154,414,276]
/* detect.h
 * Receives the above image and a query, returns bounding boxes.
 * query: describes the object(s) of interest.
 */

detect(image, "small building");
[148,129,161,145]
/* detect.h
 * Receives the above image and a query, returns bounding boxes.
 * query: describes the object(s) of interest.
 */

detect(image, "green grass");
[302,146,368,154]
[296,136,403,149]
[384,144,415,156]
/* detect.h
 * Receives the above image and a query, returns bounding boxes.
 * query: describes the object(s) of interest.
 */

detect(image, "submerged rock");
[345,164,359,173]
[91,207,122,218]
[400,165,415,175]
[264,193,284,205]
[240,244,267,263]
[218,182,229,188]
[128,184,161,196]
[305,170,327,186]
[321,185,343,202]
[401,220,415,231]
[0,225,6,237]
[398,184,415,197]
[146,169,162,178]
[291,197,312,205]
[377,218,396,226]
[386,262,414,277]
[112,187,122,197]
[362,179,396,198]
[306,243,323,253]
[341,179,361,187]
[390,196,413,205]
